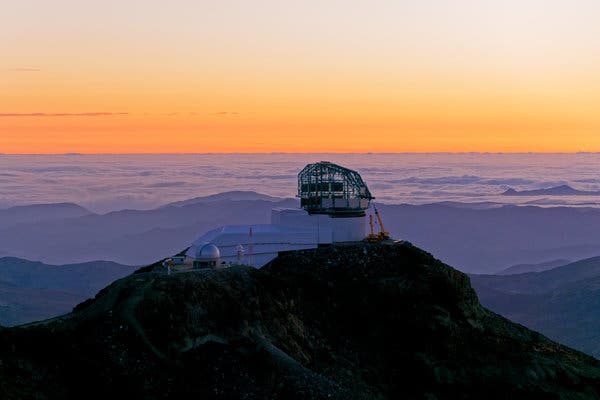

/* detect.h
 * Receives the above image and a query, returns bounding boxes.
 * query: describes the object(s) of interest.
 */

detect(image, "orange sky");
[2,1,600,153]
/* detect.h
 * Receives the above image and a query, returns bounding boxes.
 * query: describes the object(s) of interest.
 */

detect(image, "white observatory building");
[186,161,374,268]
[192,243,221,268]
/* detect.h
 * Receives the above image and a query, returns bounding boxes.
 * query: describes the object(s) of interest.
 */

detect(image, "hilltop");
[1,242,600,399]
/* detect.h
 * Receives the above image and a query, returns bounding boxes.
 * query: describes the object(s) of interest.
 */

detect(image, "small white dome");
[195,243,221,260]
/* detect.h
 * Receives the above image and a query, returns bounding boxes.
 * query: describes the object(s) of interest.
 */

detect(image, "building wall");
[331,216,366,242]
[186,209,367,269]
[272,208,366,243]
[186,223,322,268]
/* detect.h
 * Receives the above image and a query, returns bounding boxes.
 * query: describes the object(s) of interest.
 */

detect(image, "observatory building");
[298,161,373,217]
[186,161,376,268]
[192,243,221,268]
[296,161,373,241]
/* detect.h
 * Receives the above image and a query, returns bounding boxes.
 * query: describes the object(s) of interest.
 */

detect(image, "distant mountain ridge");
[473,255,600,294]
[163,190,286,207]
[0,257,135,292]
[0,202,92,227]
[6,192,600,273]
[496,259,571,275]
[0,257,136,326]
[502,185,600,196]
[380,202,600,272]
[0,191,297,266]
[470,255,600,358]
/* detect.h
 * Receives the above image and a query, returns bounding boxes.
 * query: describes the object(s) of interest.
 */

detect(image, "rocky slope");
[1,242,600,399]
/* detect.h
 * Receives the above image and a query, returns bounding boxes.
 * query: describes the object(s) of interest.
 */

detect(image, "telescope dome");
[298,161,373,217]
[195,243,221,260]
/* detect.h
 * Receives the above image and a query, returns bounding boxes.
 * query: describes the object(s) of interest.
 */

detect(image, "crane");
[364,205,391,242]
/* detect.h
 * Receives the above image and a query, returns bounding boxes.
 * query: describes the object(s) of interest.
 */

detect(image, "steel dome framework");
[298,161,373,217]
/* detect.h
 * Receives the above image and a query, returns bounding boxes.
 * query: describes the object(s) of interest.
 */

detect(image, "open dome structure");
[298,161,373,217]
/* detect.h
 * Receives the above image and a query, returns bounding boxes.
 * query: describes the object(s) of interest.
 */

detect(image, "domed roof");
[195,243,221,260]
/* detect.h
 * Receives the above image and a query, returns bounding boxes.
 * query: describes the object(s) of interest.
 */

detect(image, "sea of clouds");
[3,153,600,213]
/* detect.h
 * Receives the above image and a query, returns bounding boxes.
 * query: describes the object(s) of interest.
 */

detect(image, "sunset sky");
[2,0,600,153]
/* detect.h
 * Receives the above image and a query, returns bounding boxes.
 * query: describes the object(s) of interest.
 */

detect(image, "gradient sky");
[2,0,600,153]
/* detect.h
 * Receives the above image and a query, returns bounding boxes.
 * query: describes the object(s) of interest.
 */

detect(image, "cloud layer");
[1,154,600,214]
[5,68,41,72]
[0,112,128,117]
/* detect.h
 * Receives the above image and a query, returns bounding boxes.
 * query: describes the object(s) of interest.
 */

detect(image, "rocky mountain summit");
[1,242,600,399]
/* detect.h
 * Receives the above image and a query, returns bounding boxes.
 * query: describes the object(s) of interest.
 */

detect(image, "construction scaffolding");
[298,161,374,217]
